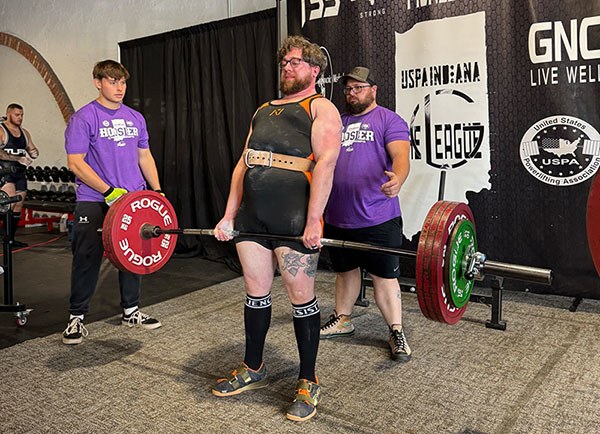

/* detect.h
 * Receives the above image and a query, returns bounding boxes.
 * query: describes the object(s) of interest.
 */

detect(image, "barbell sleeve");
[482,260,553,285]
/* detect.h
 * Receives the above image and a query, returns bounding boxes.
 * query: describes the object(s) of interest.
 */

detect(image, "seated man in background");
[0,103,40,247]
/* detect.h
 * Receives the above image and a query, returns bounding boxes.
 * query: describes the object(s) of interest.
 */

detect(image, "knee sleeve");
[292,297,320,382]
[244,293,272,370]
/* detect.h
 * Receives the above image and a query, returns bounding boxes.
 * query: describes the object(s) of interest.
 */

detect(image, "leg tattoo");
[281,251,318,278]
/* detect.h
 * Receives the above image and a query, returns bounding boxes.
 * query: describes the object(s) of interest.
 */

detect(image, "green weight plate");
[444,219,477,308]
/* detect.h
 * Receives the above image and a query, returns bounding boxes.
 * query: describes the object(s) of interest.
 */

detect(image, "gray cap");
[341,66,376,85]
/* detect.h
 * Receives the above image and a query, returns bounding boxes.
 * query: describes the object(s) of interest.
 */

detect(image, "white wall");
[0,0,275,168]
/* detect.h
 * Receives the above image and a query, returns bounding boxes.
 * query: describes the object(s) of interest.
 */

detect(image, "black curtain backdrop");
[119,9,278,263]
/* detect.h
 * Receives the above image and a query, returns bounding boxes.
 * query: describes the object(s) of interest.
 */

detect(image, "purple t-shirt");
[324,105,410,228]
[65,100,150,202]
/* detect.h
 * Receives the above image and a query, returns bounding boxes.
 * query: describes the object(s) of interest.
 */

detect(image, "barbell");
[99,190,553,325]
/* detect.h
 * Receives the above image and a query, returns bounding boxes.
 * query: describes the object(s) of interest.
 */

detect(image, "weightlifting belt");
[243,149,315,172]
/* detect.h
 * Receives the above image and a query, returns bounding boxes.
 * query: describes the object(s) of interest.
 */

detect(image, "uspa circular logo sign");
[519,115,600,186]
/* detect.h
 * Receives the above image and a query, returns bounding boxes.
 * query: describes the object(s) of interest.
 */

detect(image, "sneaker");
[62,317,89,345]
[121,310,161,330]
[320,311,355,339]
[11,240,28,248]
[286,378,321,422]
[211,362,268,397]
[389,326,411,362]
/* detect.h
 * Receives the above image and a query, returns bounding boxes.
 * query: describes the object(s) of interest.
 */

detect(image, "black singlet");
[235,94,322,245]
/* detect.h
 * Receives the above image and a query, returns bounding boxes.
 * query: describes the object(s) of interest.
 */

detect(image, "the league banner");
[288,0,600,298]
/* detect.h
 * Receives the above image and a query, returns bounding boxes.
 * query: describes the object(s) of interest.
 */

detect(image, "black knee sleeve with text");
[292,297,320,383]
[244,293,272,371]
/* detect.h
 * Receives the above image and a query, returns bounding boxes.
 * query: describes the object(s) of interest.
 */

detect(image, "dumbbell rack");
[0,210,31,326]
[24,166,76,232]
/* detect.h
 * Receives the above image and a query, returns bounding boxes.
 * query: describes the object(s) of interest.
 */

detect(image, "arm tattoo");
[281,251,319,278]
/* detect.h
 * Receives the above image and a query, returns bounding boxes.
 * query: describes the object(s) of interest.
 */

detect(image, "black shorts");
[0,162,27,192]
[324,216,403,278]
[234,236,315,255]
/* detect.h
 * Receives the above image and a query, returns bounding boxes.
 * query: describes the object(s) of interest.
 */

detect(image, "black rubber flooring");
[0,227,240,349]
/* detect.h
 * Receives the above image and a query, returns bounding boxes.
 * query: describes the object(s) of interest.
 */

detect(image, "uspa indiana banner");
[288,0,600,298]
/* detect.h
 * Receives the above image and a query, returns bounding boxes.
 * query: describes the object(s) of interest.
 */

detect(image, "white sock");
[124,306,138,316]
[69,314,84,321]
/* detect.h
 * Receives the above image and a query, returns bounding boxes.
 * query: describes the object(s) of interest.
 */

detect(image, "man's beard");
[280,74,312,95]
[345,93,375,114]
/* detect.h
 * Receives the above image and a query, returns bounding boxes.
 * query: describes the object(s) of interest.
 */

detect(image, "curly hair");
[92,60,130,81]
[277,35,327,75]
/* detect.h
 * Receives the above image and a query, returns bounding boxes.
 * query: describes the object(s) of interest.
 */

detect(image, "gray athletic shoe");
[286,378,321,422]
[211,363,268,397]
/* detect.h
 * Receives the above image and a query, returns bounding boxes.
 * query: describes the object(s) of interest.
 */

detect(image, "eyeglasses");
[280,57,306,68]
[343,85,372,95]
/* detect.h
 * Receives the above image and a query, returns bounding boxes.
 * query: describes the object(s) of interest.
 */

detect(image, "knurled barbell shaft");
[141,224,552,285]
[141,225,418,258]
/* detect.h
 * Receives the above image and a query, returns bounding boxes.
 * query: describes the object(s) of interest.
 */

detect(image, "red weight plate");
[102,202,119,265]
[427,202,475,324]
[423,201,461,322]
[432,203,474,324]
[416,201,455,322]
[418,201,459,322]
[426,204,461,323]
[587,174,600,277]
[417,201,451,322]
[102,191,178,274]
[416,201,445,321]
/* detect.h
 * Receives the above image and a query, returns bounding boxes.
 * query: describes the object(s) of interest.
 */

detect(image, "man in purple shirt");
[320,67,412,361]
[62,60,163,345]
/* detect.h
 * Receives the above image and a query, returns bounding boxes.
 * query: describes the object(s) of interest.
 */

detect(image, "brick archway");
[0,32,74,123]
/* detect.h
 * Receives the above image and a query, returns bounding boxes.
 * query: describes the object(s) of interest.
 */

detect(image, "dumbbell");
[27,189,40,200]
[58,167,70,182]
[42,166,52,182]
[50,166,61,182]
[33,166,44,182]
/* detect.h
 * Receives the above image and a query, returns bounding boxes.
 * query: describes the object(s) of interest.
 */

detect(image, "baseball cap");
[341,66,376,85]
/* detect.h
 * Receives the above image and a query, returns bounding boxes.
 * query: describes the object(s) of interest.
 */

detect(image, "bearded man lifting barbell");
[62,60,164,345]
[211,35,342,422]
